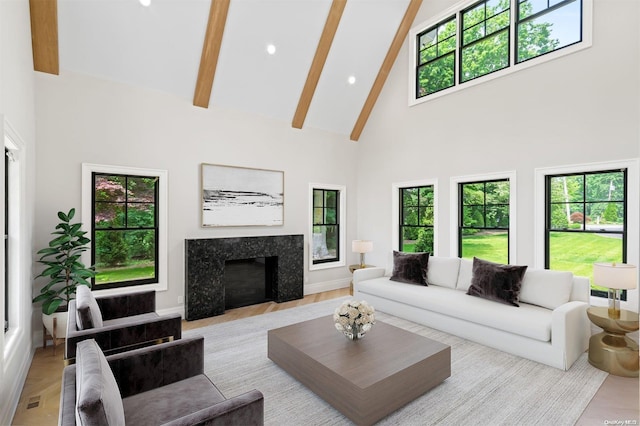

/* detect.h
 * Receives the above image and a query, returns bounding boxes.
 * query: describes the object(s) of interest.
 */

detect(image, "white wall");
[34,71,361,319]
[356,0,640,309]
[0,0,37,423]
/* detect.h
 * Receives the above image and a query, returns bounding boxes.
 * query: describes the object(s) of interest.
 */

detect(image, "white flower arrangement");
[333,300,375,340]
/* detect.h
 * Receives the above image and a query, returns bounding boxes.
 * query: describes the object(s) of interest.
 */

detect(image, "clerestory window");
[411,0,589,103]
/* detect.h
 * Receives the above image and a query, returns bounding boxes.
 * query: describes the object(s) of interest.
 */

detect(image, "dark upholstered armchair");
[65,288,182,360]
[59,336,264,425]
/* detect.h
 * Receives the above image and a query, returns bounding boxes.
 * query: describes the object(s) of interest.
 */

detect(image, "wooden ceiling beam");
[292,0,347,129]
[193,0,231,108]
[29,0,59,75]
[350,0,422,141]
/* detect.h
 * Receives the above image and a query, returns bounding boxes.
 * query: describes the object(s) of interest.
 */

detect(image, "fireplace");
[184,235,303,320]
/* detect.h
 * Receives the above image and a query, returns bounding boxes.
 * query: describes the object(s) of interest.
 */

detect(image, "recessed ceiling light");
[139,0,151,6]
[348,76,356,85]
[266,44,276,55]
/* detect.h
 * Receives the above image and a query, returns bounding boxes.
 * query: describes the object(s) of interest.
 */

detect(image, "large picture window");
[411,0,590,102]
[399,185,434,253]
[459,179,510,264]
[545,169,627,298]
[92,173,159,289]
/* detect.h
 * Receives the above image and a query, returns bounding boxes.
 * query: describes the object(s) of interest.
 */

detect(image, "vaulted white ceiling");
[38,0,417,139]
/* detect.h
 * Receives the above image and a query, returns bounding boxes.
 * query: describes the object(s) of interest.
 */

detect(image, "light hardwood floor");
[11,288,640,425]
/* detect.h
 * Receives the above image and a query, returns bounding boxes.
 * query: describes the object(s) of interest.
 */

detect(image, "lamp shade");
[352,240,373,254]
[593,263,637,290]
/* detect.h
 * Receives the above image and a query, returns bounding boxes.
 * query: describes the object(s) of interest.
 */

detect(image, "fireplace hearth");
[184,235,303,320]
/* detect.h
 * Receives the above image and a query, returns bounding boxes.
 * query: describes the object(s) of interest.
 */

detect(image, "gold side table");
[348,264,373,296]
[587,306,639,377]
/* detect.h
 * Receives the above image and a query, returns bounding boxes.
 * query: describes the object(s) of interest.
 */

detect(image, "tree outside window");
[92,173,158,288]
[459,179,510,263]
[546,169,626,298]
[400,186,434,253]
[415,0,583,99]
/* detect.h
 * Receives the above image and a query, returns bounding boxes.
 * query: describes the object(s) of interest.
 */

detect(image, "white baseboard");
[157,305,185,319]
[304,278,350,295]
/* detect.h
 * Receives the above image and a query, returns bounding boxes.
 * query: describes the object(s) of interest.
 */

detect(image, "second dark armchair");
[65,287,182,360]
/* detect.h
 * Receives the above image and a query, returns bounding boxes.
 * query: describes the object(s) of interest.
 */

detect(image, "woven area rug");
[184,297,607,425]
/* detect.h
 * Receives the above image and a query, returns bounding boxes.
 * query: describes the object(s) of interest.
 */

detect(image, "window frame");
[545,169,627,299]
[459,0,511,83]
[450,171,517,262]
[398,184,436,253]
[392,179,439,255]
[91,172,159,290]
[409,0,593,105]
[534,160,639,310]
[308,183,346,271]
[82,164,168,296]
[458,178,511,263]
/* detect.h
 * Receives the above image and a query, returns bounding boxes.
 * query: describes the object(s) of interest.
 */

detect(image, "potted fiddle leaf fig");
[33,208,96,339]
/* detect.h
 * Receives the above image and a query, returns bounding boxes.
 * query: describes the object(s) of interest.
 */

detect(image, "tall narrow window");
[92,173,159,289]
[460,0,510,83]
[400,185,434,253]
[312,188,340,264]
[545,169,627,298]
[459,179,510,263]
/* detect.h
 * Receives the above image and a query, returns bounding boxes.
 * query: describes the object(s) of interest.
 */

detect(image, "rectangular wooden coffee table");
[268,315,450,425]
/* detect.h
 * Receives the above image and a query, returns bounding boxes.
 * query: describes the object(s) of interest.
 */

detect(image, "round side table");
[586,306,639,377]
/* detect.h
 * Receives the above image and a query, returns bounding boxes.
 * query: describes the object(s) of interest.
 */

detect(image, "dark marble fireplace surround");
[185,235,304,321]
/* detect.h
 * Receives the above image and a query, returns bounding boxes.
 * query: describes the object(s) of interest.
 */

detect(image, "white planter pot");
[42,310,68,339]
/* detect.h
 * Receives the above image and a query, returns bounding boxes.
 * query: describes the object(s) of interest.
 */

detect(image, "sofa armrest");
[107,336,204,398]
[570,276,590,303]
[162,389,264,426]
[551,300,590,370]
[59,365,77,426]
[96,290,156,320]
[65,311,182,360]
[353,267,386,285]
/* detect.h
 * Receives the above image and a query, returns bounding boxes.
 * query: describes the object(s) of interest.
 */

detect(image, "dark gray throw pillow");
[467,257,527,307]
[389,251,429,285]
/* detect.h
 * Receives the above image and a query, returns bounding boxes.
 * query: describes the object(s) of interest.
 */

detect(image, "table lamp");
[593,262,637,319]
[352,240,373,268]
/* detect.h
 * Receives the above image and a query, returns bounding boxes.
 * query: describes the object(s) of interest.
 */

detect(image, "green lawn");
[461,232,508,264]
[407,231,621,292]
[95,263,155,284]
[462,231,621,290]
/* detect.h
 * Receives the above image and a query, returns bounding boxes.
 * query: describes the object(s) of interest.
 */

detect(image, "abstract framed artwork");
[201,163,284,227]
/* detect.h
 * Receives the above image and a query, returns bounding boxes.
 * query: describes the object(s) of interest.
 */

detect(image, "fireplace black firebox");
[184,235,303,321]
[223,257,275,310]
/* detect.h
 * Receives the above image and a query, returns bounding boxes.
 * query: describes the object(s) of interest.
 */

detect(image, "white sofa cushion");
[427,257,460,289]
[520,269,573,310]
[455,258,473,291]
[357,277,552,342]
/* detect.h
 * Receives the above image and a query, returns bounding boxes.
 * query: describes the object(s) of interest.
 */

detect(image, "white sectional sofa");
[353,256,591,370]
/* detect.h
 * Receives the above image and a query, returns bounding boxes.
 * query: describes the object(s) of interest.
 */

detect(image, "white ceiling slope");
[56,0,412,137]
